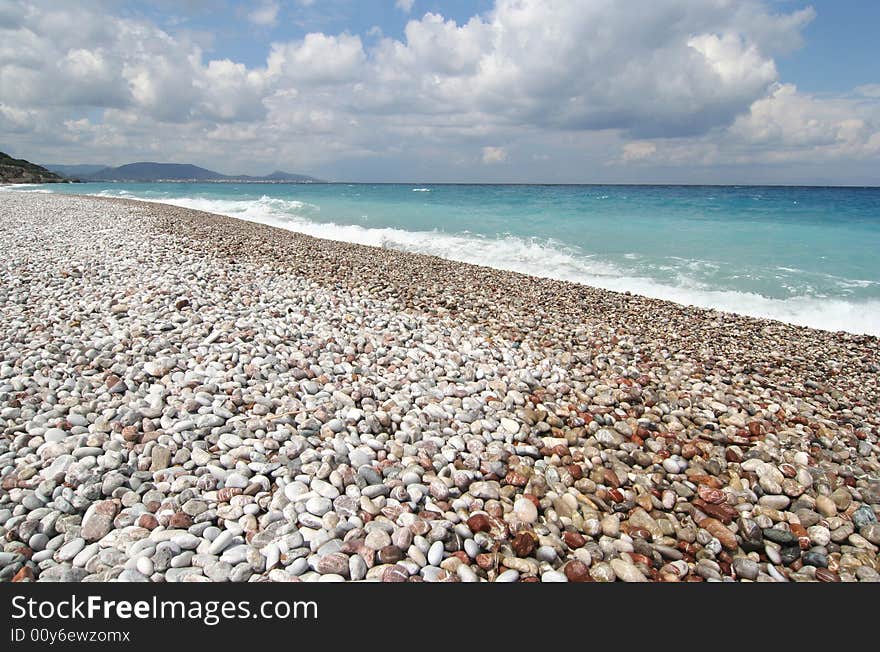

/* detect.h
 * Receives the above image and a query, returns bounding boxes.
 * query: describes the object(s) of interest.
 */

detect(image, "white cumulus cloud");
[0,0,876,183]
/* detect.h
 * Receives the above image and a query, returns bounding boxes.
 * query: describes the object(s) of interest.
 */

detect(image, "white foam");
[411,188,431,192]
[0,184,52,193]
[55,189,880,336]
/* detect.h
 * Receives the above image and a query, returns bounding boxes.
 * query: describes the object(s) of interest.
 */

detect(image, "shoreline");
[1,191,878,583]
[11,185,880,337]
[66,191,880,338]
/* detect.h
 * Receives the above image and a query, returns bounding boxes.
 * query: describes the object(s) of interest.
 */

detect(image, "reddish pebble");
[697,485,726,505]
[216,487,242,502]
[628,527,651,540]
[564,560,591,582]
[382,565,410,582]
[815,568,840,582]
[607,488,624,503]
[437,570,460,583]
[12,567,34,582]
[137,514,159,530]
[466,514,491,533]
[377,545,404,565]
[562,532,586,549]
[628,552,652,567]
[476,553,497,570]
[512,531,536,557]
[603,469,620,489]
[169,512,192,528]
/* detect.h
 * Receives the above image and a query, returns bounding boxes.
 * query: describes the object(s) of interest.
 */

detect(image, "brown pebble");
[382,565,409,582]
[564,560,591,582]
[697,485,726,505]
[815,568,840,583]
[169,512,192,528]
[628,527,651,540]
[466,514,491,533]
[12,567,34,582]
[476,553,497,570]
[512,531,536,557]
[603,469,620,488]
[699,517,738,550]
[121,426,139,442]
[377,545,404,564]
[563,532,586,549]
[216,487,242,502]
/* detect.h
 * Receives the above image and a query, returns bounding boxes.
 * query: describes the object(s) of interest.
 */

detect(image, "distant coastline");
[44,161,325,184]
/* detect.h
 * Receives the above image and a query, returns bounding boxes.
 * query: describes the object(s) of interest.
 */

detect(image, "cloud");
[856,84,880,99]
[607,83,880,169]
[0,0,876,183]
[267,32,366,84]
[395,0,415,13]
[482,146,507,164]
[728,83,880,160]
[248,1,280,28]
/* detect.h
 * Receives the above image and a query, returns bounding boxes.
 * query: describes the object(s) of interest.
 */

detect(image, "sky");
[1,0,879,184]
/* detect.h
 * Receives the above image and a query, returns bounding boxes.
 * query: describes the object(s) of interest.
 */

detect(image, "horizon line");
[72,179,880,189]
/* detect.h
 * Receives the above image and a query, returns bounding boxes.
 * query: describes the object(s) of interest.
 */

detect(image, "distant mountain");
[0,151,69,183]
[86,161,324,183]
[43,163,108,177]
[89,162,224,182]
[235,171,321,183]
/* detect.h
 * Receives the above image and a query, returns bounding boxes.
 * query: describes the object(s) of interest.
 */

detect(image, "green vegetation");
[0,151,69,183]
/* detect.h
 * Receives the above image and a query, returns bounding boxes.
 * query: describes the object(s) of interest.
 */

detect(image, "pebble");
[428,541,445,566]
[610,559,647,582]
[0,192,877,585]
[732,557,759,581]
[513,497,538,524]
[541,571,568,582]
[495,570,520,583]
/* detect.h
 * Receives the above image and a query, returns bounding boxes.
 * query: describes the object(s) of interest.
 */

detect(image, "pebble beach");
[1,191,878,583]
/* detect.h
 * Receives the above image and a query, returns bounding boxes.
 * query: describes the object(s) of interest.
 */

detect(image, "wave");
[0,184,52,193]
[34,187,880,336]
[411,188,431,192]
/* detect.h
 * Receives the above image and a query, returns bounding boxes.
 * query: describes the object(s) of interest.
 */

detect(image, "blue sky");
[774,1,880,93]
[1,0,879,183]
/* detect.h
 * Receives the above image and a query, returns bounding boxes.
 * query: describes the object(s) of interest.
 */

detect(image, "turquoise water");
[9,182,880,334]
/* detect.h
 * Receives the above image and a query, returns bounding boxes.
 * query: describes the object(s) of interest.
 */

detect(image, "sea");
[8,182,880,336]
